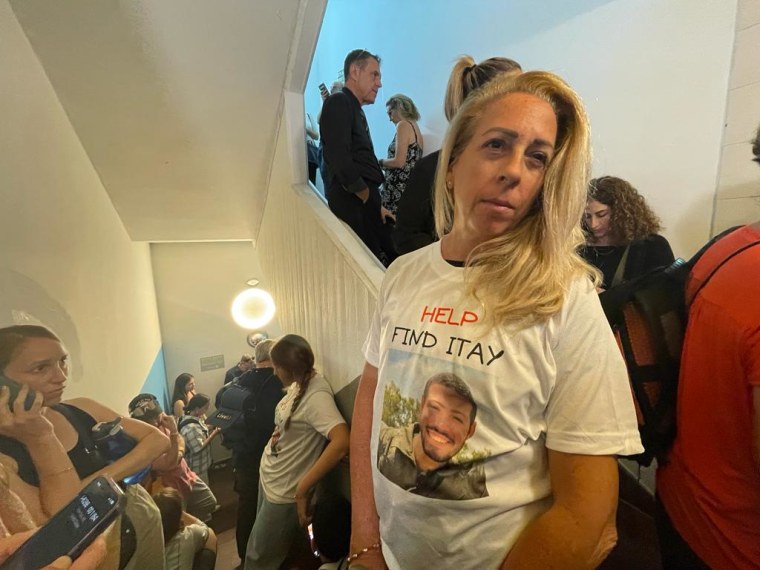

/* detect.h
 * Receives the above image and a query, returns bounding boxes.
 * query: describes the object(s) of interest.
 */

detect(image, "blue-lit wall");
[305,0,738,256]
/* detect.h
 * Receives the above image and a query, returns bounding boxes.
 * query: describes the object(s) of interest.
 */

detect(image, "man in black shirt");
[215,340,284,561]
[224,353,253,384]
[320,49,397,265]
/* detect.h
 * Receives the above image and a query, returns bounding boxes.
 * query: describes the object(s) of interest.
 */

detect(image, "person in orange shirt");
[656,125,760,569]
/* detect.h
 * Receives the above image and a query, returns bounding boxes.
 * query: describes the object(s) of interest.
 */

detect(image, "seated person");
[0,324,167,569]
[581,176,675,290]
[171,374,196,418]
[178,394,219,485]
[0,463,107,569]
[153,488,216,570]
[129,394,217,522]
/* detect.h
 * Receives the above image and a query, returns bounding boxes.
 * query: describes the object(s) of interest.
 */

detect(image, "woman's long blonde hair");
[434,71,597,328]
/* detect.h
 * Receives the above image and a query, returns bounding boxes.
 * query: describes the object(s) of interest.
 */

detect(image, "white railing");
[256,180,384,392]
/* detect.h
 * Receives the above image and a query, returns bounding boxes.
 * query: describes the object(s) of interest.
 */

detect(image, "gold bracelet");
[39,466,75,477]
[346,542,381,563]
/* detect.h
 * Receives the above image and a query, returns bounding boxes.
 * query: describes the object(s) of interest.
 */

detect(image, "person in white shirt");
[154,487,216,570]
[244,334,349,570]
[349,71,643,569]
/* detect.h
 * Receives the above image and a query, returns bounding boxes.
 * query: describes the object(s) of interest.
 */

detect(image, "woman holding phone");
[0,324,169,569]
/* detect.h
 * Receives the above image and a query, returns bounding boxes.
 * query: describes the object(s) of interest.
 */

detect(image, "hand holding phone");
[0,477,123,569]
[318,83,329,101]
[0,532,106,570]
[0,383,53,444]
[0,373,37,411]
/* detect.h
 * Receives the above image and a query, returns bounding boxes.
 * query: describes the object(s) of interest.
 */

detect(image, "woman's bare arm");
[382,121,414,169]
[295,422,349,526]
[67,398,169,483]
[348,362,385,569]
[503,451,619,569]
[0,386,80,520]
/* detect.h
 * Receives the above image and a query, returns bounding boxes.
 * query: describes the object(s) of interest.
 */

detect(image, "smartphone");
[0,476,124,569]
[0,373,37,411]
[307,523,319,557]
[318,82,329,100]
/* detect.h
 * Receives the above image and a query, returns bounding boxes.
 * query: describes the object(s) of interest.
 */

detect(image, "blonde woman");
[350,72,642,568]
[393,55,522,255]
[379,94,424,216]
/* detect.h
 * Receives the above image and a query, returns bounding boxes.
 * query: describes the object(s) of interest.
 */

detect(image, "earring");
[446,179,453,191]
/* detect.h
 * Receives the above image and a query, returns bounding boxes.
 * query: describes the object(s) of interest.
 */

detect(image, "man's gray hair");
[255,339,274,363]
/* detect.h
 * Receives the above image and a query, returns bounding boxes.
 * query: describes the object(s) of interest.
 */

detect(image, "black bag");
[210,373,275,451]
[598,226,757,466]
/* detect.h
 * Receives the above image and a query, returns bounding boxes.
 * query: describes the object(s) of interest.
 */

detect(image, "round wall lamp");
[231,287,276,330]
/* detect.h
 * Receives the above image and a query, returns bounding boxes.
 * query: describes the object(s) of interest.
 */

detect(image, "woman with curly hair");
[582,176,675,290]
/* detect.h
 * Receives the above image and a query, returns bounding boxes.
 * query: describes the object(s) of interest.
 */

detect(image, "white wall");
[306,0,737,256]
[256,96,384,392]
[713,0,760,231]
[151,240,281,462]
[0,0,164,411]
[150,241,281,399]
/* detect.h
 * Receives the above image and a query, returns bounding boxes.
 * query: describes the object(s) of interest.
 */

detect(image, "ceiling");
[10,0,324,242]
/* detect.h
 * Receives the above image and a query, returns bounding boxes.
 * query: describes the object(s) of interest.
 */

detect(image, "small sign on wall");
[200,354,225,372]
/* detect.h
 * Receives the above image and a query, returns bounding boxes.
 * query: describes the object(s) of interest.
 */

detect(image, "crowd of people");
[314,47,758,570]
[0,325,353,569]
[1,45,758,570]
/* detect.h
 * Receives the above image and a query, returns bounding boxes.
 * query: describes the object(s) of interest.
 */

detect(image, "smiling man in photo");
[377,372,487,500]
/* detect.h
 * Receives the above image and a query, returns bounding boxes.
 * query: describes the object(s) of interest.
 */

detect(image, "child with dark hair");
[179,394,219,485]
[153,488,217,570]
[245,334,349,569]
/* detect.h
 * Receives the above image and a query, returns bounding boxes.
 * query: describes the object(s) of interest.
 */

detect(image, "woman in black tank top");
[0,325,170,569]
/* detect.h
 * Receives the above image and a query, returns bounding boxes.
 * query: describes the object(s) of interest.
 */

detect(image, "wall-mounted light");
[231,287,275,330]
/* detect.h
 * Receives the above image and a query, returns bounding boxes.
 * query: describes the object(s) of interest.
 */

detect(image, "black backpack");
[599,226,759,466]
[217,374,275,451]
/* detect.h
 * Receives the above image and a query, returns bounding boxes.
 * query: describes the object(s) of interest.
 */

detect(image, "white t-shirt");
[364,241,643,569]
[260,374,346,504]
[164,523,208,570]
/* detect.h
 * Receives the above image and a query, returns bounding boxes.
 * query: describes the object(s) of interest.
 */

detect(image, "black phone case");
[0,477,123,569]
[0,373,37,411]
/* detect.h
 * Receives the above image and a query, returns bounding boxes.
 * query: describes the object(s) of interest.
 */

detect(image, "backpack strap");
[688,236,760,304]
[610,244,631,288]
[178,416,201,431]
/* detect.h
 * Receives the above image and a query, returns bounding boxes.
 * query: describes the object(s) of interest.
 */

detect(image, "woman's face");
[387,106,401,124]
[447,92,557,245]
[185,378,196,394]
[3,337,69,405]
[584,199,612,244]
